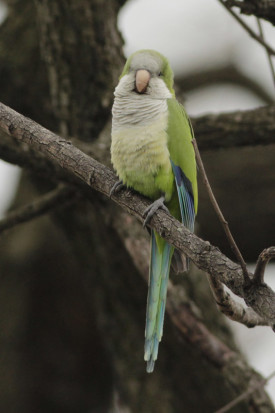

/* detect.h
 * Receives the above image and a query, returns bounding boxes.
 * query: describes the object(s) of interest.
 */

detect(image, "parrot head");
[115,49,175,99]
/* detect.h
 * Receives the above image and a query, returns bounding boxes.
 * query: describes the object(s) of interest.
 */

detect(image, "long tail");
[144,230,173,373]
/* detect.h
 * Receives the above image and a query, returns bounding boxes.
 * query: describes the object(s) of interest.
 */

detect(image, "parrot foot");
[110,180,124,198]
[143,195,169,227]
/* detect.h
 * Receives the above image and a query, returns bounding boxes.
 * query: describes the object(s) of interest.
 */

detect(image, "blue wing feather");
[171,160,195,232]
[171,160,195,270]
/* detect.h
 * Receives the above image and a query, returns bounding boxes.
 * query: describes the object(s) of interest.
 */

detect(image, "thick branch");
[1,105,275,177]
[0,185,77,234]
[191,105,275,150]
[215,370,275,413]
[175,65,274,104]
[0,101,274,326]
[219,0,275,54]
[0,131,78,185]
[109,211,274,410]
[111,210,236,367]
[225,0,275,26]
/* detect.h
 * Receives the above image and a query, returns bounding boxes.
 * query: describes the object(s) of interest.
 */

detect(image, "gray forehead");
[130,53,162,74]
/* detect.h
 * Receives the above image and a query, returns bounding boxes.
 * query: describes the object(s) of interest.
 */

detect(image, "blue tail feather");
[144,231,173,373]
[144,163,196,372]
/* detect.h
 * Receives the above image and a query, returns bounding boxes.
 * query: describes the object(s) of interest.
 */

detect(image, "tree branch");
[254,247,275,285]
[218,0,275,54]
[110,210,274,409]
[193,136,272,329]
[0,131,77,185]
[215,370,275,413]
[1,104,275,179]
[208,274,268,327]
[0,101,274,328]
[256,18,275,89]
[0,185,77,234]
[192,138,250,282]
[175,65,275,104]
[111,210,237,367]
[191,104,275,150]
[225,0,275,26]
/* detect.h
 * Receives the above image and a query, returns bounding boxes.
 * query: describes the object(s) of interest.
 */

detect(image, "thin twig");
[0,185,77,235]
[256,17,275,90]
[218,0,275,56]
[192,138,250,283]
[214,370,275,413]
[254,247,275,284]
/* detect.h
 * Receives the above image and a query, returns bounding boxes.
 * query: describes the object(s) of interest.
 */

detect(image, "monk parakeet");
[111,50,198,373]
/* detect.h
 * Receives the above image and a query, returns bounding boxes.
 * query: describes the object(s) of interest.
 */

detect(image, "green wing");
[167,98,198,218]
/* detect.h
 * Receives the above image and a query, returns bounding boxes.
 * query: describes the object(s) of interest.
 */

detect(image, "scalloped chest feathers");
[111,94,171,196]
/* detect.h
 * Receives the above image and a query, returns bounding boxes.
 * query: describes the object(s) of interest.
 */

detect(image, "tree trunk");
[0,1,273,412]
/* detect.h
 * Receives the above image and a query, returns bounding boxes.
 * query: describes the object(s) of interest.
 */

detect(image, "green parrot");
[111,49,198,373]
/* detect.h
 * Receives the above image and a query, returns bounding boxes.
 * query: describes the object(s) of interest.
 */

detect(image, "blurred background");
[119,3,275,402]
[0,0,274,409]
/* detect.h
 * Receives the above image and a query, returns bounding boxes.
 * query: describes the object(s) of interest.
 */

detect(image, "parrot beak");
[135,69,150,93]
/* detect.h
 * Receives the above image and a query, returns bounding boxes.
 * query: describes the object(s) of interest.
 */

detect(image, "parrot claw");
[110,180,124,198]
[143,195,169,227]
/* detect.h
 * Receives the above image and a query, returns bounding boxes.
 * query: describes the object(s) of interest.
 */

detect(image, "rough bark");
[1,102,275,167]
[0,0,55,128]
[192,105,275,150]
[226,0,275,26]
[0,1,274,412]
[1,110,274,262]
[1,101,274,328]
[175,65,275,104]
[33,0,125,140]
